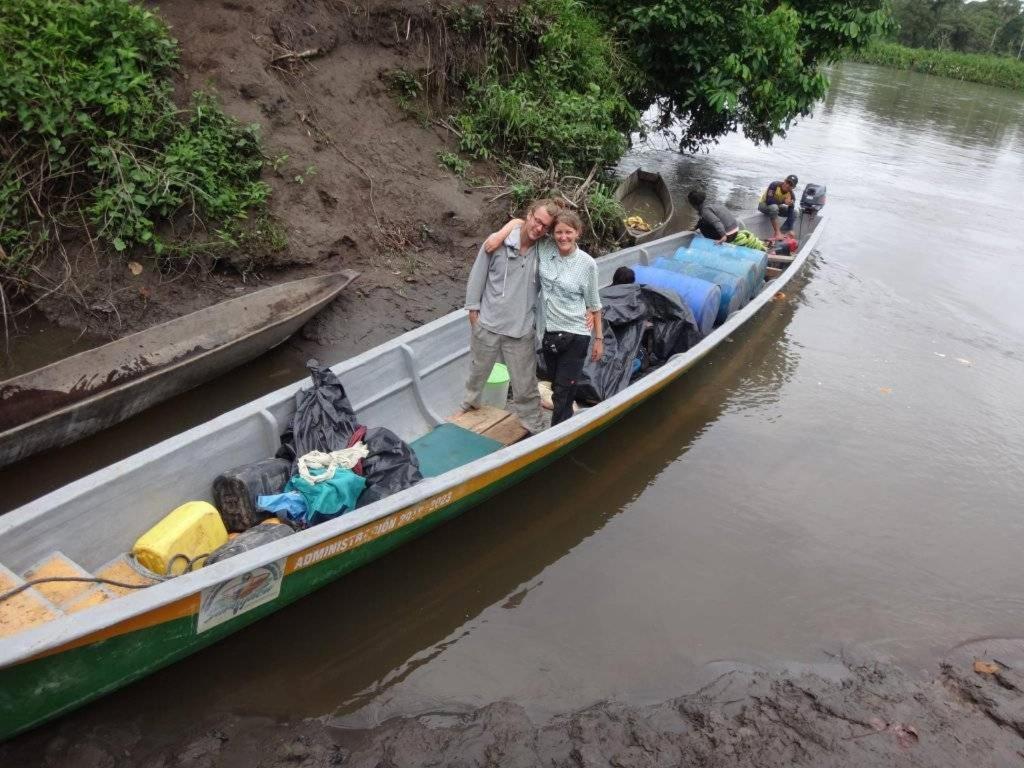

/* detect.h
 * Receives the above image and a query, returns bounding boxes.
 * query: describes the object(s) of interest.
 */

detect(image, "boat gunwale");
[0,270,359,439]
[0,217,826,666]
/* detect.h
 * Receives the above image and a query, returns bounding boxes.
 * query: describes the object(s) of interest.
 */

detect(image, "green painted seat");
[409,423,503,478]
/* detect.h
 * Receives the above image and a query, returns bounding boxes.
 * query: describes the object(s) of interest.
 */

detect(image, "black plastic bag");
[575,283,647,404]
[278,359,360,467]
[356,426,423,507]
[213,457,292,532]
[206,521,294,565]
[641,285,701,364]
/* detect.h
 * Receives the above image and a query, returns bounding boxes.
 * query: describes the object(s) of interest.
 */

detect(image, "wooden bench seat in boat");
[0,552,158,638]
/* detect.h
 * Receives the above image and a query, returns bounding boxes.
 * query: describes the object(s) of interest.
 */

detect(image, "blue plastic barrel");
[652,257,748,325]
[675,238,768,298]
[689,235,769,274]
[632,265,720,337]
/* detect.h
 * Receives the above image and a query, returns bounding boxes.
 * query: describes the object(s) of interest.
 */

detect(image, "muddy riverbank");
[11,0,508,356]
[5,639,1024,766]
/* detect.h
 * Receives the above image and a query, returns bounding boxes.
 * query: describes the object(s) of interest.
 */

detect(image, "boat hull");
[614,169,675,244]
[0,412,627,739]
[0,272,357,467]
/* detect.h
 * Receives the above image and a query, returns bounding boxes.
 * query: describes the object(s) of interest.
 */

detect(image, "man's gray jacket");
[465,226,539,339]
[697,202,738,240]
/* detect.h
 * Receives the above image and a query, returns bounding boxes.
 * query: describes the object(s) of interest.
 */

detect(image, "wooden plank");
[482,415,529,446]
[66,588,110,614]
[765,266,784,279]
[95,555,158,598]
[767,253,795,265]
[24,552,94,608]
[0,565,59,638]
[448,405,510,435]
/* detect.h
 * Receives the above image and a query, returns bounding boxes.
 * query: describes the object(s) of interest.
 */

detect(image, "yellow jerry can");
[133,501,229,576]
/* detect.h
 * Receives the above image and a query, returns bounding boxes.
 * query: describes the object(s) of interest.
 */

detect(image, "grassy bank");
[389,0,639,251]
[848,42,1024,91]
[0,0,273,283]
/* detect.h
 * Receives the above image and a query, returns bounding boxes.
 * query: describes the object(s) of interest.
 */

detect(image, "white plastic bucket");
[480,363,510,408]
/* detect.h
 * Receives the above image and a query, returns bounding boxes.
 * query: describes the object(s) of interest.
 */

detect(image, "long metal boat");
[0,211,825,739]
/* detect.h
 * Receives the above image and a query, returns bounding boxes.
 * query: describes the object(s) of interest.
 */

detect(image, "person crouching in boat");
[483,209,603,427]
[689,188,768,252]
[688,188,739,244]
[462,199,556,435]
[758,174,799,241]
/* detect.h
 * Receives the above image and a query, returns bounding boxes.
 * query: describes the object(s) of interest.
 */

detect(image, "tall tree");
[589,0,892,150]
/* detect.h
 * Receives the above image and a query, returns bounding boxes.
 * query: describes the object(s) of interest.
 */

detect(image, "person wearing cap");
[758,174,799,241]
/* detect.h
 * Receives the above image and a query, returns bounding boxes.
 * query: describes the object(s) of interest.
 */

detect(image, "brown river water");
[3,62,1024,749]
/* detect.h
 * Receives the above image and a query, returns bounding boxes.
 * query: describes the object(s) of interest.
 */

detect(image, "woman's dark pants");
[542,331,591,426]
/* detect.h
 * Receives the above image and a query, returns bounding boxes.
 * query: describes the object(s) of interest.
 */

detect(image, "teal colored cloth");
[409,423,503,478]
[284,468,366,526]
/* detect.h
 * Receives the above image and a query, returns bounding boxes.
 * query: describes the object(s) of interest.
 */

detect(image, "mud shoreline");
[4,639,1024,766]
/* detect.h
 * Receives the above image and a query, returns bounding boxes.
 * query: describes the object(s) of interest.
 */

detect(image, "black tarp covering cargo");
[278,360,423,508]
[356,426,424,507]
[277,359,359,468]
[213,457,292,532]
[640,285,701,364]
[575,283,647,404]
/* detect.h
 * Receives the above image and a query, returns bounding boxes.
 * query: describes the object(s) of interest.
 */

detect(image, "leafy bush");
[453,0,639,174]
[0,0,271,273]
[436,151,471,175]
[848,41,1024,90]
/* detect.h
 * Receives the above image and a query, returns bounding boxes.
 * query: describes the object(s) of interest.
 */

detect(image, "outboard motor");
[800,183,827,215]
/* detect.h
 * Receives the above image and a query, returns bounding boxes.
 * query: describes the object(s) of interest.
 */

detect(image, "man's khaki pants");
[462,323,546,434]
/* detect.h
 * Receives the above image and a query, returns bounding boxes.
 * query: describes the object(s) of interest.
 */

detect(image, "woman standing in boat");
[484,209,603,426]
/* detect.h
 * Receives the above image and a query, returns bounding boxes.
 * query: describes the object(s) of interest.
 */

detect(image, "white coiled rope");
[297,443,369,484]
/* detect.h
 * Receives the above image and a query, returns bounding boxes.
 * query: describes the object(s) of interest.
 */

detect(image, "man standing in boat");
[462,199,557,434]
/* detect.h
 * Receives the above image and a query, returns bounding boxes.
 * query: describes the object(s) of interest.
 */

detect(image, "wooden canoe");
[0,271,358,468]
[0,212,824,739]
[614,168,675,244]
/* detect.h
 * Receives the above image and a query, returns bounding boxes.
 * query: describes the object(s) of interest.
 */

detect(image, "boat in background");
[614,168,675,244]
[0,208,825,740]
[0,270,358,468]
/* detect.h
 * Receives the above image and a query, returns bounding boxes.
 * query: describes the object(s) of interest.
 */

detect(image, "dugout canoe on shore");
[0,209,824,739]
[614,168,675,244]
[0,271,358,468]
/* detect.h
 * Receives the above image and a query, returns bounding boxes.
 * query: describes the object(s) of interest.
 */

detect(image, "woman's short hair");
[612,266,635,285]
[687,189,706,208]
[553,209,583,232]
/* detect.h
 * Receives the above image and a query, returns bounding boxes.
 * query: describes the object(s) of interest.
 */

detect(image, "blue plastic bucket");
[632,265,721,337]
[652,257,748,324]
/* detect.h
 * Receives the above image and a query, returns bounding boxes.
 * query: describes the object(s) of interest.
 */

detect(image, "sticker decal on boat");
[197,559,285,633]
[289,490,455,572]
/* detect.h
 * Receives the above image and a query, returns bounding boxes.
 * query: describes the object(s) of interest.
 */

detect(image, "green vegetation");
[889,0,1024,57]
[0,0,272,278]
[451,0,640,175]
[588,0,892,150]
[436,151,471,176]
[849,41,1024,90]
